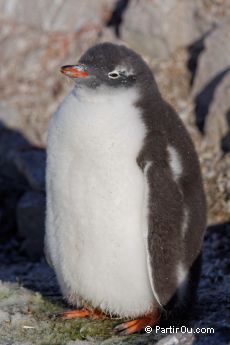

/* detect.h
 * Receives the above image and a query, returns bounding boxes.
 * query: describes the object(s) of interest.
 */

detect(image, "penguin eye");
[108,71,120,79]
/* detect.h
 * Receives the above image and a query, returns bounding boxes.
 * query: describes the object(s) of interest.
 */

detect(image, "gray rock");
[17,191,46,260]
[192,21,230,132]
[0,103,24,131]
[204,71,230,154]
[192,20,230,93]
[101,332,194,345]
[0,2,118,147]
[67,341,98,345]
[101,335,150,344]
[0,310,10,324]
[0,0,116,32]
[155,332,195,345]
[193,0,230,34]
[122,0,206,60]
[13,149,46,191]
[0,343,32,345]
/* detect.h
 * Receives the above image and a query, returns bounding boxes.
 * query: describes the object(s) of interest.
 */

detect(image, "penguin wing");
[137,101,206,311]
[142,157,186,309]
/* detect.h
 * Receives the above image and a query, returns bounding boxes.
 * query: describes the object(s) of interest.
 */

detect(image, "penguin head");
[60,42,155,92]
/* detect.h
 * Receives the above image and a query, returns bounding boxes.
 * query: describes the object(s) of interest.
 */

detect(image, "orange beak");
[60,65,89,78]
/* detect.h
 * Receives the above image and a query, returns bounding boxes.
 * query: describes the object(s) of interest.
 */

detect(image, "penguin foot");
[61,308,105,320]
[114,312,160,335]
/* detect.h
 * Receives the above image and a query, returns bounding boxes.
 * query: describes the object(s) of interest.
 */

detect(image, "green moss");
[101,334,140,345]
[0,284,12,300]
[34,318,86,344]
[0,291,10,300]
[28,293,65,315]
[79,318,119,340]
[1,318,85,344]
[27,294,122,342]
[38,317,120,343]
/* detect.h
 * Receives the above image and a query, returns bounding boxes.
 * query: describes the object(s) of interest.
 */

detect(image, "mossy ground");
[0,281,142,344]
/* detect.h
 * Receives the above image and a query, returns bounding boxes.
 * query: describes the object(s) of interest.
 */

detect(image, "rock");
[0,0,116,32]
[0,103,24,131]
[101,332,194,344]
[122,0,207,60]
[0,310,10,324]
[0,21,76,146]
[122,0,230,61]
[204,71,230,154]
[155,333,195,345]
[192,21,230,132]
[0,3,118,146]
[17,191,46,260]
[13,149,46,191]
[194,0,230,31]
[10,312,30,326]
[67,341,98,345]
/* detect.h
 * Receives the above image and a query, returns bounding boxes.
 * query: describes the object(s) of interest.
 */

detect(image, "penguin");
[45,42,207,335]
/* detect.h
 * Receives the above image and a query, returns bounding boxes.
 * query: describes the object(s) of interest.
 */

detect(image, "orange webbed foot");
[62,308,90,319]
[114,311,160,335]
[57,308,106,320]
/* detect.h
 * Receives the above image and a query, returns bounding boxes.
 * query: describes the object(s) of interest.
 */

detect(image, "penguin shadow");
[0,120,32,241]
[0,121,62,298]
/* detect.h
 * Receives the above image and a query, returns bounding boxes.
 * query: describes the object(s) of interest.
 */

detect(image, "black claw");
[114,325,123,332]
[114,322,132,334]
[118,329,129,336]
[114,323,125,332]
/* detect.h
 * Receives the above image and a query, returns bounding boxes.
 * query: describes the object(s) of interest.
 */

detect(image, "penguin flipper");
[143,161,193,312]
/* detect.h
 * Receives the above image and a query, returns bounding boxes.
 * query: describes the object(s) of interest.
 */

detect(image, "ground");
[0,222,229,345]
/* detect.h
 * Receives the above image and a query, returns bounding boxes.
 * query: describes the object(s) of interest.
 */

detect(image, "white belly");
[46,87,155,317]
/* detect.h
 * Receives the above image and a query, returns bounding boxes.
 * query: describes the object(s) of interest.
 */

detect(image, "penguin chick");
[45,42,207,335]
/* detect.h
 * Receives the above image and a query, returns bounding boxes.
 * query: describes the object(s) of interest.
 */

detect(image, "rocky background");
[0,0,229,344]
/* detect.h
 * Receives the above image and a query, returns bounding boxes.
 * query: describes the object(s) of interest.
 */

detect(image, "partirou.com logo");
[145,325,215,334]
